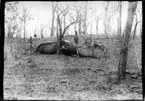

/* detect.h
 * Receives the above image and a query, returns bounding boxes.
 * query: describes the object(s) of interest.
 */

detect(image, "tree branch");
[120,40,141,51]
[58,6,69,16]
[62,18,79,37]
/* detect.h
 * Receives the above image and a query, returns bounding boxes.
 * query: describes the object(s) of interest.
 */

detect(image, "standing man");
[74,31,78,44]
[28,36,34,54]
[74,31,79,57]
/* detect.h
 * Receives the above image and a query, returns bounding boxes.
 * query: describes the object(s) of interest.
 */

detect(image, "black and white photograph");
[4,1,142,100]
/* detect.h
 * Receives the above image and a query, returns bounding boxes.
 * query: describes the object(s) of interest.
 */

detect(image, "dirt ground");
[4,37,142,100]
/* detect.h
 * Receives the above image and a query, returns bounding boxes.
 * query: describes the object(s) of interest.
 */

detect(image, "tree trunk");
[140,8,142,39]
[104,19,107,38]
[90,21,93,34]
[96,18,99,34]
[117,18,120,37]
[84,1,87,35]
[78,19,81,35]
[104,2,109,38]
[51,3,55,36]
[118,2,137,81]
[56,14,63,55]
[7,26,12,43]
[74,23,76,34]
[117,1,122,40]
[56,37,60,55]
[64,15,66,30]
[119,2,122,38]
[24,20,26,42]
[133,21,139,39]
[140,28,142,38]
[41,29,44,39]
[118,3,123,55]
[56,22,60,55]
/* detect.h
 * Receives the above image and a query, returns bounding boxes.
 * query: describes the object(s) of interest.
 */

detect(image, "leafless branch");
[56,5,69,16]
[121,40,141,51]
[136,7,141,16]
[68,12,76,21]
[62,18,79,36]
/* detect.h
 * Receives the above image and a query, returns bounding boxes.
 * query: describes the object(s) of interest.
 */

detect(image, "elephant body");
[34,42,57,54]
[33,40,107,59]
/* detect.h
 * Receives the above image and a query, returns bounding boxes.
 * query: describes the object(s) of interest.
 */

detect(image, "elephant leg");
[76,48,79,58]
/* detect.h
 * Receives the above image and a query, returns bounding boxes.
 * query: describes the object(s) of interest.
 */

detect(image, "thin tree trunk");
[133,21,139,39]
[56,19,60,55]
[78,19,81,35]
[138,7,142,39]
[96,18,99,34]
[90,21,93,34]
[136,7,142,39]
[140,14,142,39]
[104,2,109,38]
[51,3,55,36]
[24,19,26,42]
[56,14,63,55]
[23,7,26,42]
[104,19,107,38]
[118,2,137,81]
[64,15,66,30]
[117,1,122,40]
[74,23,76,34]
[117,18,120,37]
[84,1,87,35]
[119,2,122,38]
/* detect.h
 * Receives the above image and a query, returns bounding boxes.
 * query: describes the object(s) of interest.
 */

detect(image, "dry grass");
[4,35,142,100]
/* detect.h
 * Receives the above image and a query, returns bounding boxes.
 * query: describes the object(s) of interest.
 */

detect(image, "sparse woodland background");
[4,1,142,100]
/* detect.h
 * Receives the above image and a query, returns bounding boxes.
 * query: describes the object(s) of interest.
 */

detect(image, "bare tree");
[90,20,93,34]
[50,2,57,36]
[132,12,140,39]
[55,3,80,54]
[116,1,123,51]
[118,2,137,81]
[5,2,21,52]
[71,2,86,35]
[83,1,88,35]
[103,1,119,38]
[20,6,33,42]
[136,6,142,38]
[5,2,19,41]
[40,23,44,39]
[117,1,122,38]
[104,1,109,38]
[95,17,99,35]
[76,4,84,35]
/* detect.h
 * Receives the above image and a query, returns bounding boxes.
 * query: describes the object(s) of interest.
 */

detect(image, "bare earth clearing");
[4,37,142,100]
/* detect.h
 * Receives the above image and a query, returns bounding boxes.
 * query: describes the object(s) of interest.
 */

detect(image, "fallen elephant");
[33,40,106,59]
[60,40,79,56]
[77,46,104,59]
[33,42,57,54]
[33,40,71,54]
[60,41,104,59]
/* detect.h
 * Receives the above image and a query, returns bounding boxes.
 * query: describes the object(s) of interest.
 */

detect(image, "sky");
[17,1,53,38]
[5,1,142,38]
